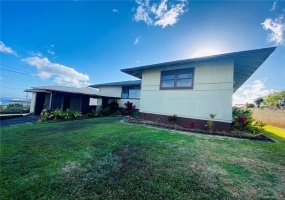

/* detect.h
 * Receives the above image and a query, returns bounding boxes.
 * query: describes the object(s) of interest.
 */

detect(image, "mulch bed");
[125,117,276,143]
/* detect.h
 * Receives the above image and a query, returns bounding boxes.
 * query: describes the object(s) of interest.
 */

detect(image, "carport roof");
[120,47,277,93]
[24,86,100,96]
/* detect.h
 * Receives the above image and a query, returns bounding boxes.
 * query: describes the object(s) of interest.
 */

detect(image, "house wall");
[81,95,96,114]
[52,94,63,111]
[98,86,122,98]
[140,59,234,127]
[96,86,141,110]
[70,96,81,112]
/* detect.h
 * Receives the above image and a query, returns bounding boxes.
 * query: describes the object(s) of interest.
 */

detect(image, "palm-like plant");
[49,108,61,120]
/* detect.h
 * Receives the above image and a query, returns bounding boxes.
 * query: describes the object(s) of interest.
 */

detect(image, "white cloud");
[233,80,274,105]
[45,44,56,57]
[134,36,140,45]
[0,41,17,55]
[262,15,285,45]
[21,56,90,87]
[47,50,55,55]
[270,1,277,11]
[113,9,118,12]
[28,51,43,57]
[133,0,187,28]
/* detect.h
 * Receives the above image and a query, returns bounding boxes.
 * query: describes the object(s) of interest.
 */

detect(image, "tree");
[264,91,285,108]
[254,97,264,107]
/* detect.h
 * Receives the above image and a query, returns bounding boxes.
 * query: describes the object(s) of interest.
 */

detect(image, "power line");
[0,63,84,86]
[0,63,36,74]
[0,68,39,77]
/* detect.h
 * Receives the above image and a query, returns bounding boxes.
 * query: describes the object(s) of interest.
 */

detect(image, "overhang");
[90,80,141,88]
[121,47,277,93]
[24,86,101,97]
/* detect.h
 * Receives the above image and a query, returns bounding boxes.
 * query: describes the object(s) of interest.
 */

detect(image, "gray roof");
[90,80,141,88]
[121,47,277,93]
[25,86,100,96]
[9,99,31,103]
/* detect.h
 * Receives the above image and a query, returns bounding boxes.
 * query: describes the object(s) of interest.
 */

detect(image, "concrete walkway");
[0,115,40,127]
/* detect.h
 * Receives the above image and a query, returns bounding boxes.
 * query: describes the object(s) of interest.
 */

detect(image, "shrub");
[132,111,140,118]
[189,121,197,129]
[123,101,136,116]
[254,121,266,130]
[110,110,121,117]
[100,107,110,116]
[49,108,61,120]
[232,107,253,128]
[206,114,216,132]
[234,115,248,129]
[39,109,49,122]
[73,111,83,118]
[107,101,119,114]
[61,108,73,120]
[91,109,97,117]
[168,115,177,124]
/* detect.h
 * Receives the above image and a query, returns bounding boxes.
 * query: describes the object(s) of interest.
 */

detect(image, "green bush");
[110,110,121,117]
[100,107,110,116]
[232,107,253,129]
[132,111,140,118]
[254,121,266,130]
[39,109,49,122]
[49,108,62,120]
[107,101,119,114]
[61,108,73,120]
[73,111,83,118]
[205,114,216,132]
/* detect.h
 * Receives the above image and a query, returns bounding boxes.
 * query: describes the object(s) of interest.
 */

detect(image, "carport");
[25,86,103,115]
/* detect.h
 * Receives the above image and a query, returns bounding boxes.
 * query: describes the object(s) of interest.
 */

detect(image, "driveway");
[0,115,40,127]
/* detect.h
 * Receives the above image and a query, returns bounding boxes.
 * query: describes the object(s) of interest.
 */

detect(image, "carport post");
[20,102,23,114]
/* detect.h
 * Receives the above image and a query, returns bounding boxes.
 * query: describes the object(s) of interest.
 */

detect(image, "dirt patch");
[111,146,146,179]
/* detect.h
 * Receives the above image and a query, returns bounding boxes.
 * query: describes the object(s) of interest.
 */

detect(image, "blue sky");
[1,0,284,105]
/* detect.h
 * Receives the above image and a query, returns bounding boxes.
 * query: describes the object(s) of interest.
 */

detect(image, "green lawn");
[1,117,285,199]
[263,125,285,140]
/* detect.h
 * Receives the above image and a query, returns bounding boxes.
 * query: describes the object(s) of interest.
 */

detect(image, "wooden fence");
[252,108,285,128]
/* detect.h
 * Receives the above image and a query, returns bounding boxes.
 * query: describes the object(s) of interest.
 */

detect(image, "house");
[8,99,31,106]
[26,47,276,130]
[25,86,101,115]
[118,46,276,130]
[89,80,141,111]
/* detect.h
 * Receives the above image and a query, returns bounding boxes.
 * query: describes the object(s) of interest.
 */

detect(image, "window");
[160,68,194,89]
[121,86,141,99]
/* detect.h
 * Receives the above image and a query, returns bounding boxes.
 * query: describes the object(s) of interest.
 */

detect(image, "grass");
[263,125,285,140]
[1,117,285,199]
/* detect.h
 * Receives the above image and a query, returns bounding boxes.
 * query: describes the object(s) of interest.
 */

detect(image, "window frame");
[121,86,141,99]
[160,68,194,90]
